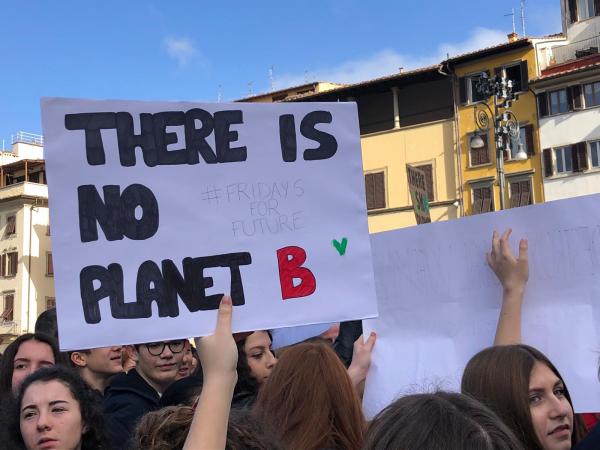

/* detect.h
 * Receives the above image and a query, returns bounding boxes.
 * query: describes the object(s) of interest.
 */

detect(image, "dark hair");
[190,346,200,376]
[12,366,109,450]
[364,391,526,450]
[132,406,280,450]
[34,308,58,340]
[254,340,365,450]
[233,331,272,404]
[0,333,62,395]
[461,344,585,449]
[160,373,204,407]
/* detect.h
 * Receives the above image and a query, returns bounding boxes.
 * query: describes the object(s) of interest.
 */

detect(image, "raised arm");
[347,331,376,397]
[184,296,237,450]
[487,229,529,345]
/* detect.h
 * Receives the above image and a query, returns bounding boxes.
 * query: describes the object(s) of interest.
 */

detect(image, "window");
[46,253,53,276]
[469,76,486,103]
[584,82,600,107]
[549,89,569,115]
[497,61,528,93]
[509,178,533,208]
[459,72,490,105]
[415,164,435,202]
[4,215,16,237]
[1,293,14,322]
[509,126,533,159]
[46,297,56,310]
[2,252,18,277]
[471,185,494,215]
[365,171,386,210]
[555,146,573,173]
[577,0,595,20]
[469,133,491,166]
[589,141,600,167]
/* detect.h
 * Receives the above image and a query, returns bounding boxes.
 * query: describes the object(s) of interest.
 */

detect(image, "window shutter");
[538,92,549,117]
[373,172,386,209]
[482,134,490,164]
[569,0,578,22]
[459,77,467,105]
[47,253,54,276]
[418,164,435,202]
[365,174,375,210]
[571,85,583,109]
[566,87,574,111]
[510,181,521,208]
[0,254,5,277]
[525,125,535,156]
[519,60,529,91]
[472,188,482,215]
[543,148,554,177]
[482,187,493,213]
[574,142,588,171]
[520,180,531,206]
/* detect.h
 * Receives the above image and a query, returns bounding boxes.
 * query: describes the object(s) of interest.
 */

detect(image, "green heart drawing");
[332,238,348,256]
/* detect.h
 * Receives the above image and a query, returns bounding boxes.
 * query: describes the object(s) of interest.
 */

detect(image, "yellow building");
[287,67,461,233]
[445,36,562,214]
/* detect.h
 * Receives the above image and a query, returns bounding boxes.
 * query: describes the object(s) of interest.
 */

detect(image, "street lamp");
[470,71,525,210]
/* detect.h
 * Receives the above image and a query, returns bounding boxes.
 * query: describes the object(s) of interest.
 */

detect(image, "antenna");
[269,65,274,91]
[505,8,516,34]
[520,0,526,36]
[247,81,253,95]
[217,85,222,103]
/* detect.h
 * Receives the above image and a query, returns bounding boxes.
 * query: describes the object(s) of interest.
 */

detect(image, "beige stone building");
[0,132,53,351]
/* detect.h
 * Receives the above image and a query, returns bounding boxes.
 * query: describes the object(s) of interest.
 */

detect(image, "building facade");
[446,36,564,215]
[0,133,53,351]
[287,68,461,233]
[529,0,600,201]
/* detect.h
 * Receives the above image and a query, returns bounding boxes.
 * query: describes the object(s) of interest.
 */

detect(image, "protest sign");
[363,194,600,416]
[41,98,378,350]
[406,165,430,224]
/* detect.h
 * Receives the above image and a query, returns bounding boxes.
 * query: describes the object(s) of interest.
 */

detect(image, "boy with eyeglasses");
[103,339,186,450]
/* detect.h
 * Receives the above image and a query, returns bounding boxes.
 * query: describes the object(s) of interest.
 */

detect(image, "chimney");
[507,32,519,42]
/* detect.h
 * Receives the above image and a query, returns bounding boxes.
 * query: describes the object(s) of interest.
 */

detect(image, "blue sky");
[1,0,561,146]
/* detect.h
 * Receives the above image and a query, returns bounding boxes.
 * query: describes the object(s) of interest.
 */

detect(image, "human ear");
[70,352,87,368]
[126,345,139,363]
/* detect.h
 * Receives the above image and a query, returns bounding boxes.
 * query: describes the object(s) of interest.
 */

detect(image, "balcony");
[0,182,48,201]
[548,35,600,67]
[0,320,17,336]
[11,131,43,146]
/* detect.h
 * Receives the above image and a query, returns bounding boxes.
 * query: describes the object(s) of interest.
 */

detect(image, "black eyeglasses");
[144,340,185,356]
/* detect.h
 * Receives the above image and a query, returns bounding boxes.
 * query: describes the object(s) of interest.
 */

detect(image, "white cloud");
[163,36,198,67]
[273,27,509,90]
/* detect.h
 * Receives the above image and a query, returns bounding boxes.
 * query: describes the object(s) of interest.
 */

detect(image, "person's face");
[176,342,192,380]
[244,331,277,384]
[12,340,55,393]
[131,340,185,393]
[529,361,574,450]
[77,346,123,376]
[20,380,86,450]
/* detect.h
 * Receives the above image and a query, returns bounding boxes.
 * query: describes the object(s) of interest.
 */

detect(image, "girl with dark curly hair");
[11,365,110,450]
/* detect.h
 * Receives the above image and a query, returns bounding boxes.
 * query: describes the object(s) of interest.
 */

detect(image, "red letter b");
[276,246,316,300]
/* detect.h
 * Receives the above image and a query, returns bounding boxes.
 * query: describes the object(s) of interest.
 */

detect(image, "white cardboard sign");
[363,194,600,416]
[41,98,378,350]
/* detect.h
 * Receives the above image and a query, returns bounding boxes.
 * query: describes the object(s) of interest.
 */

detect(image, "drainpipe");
[438,62,466,217]
[26,202,36,333]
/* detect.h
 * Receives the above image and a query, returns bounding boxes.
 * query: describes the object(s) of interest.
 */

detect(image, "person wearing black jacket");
[103,340,185,450]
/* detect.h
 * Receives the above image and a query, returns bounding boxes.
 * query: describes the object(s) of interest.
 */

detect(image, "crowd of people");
[0,229,598,449]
